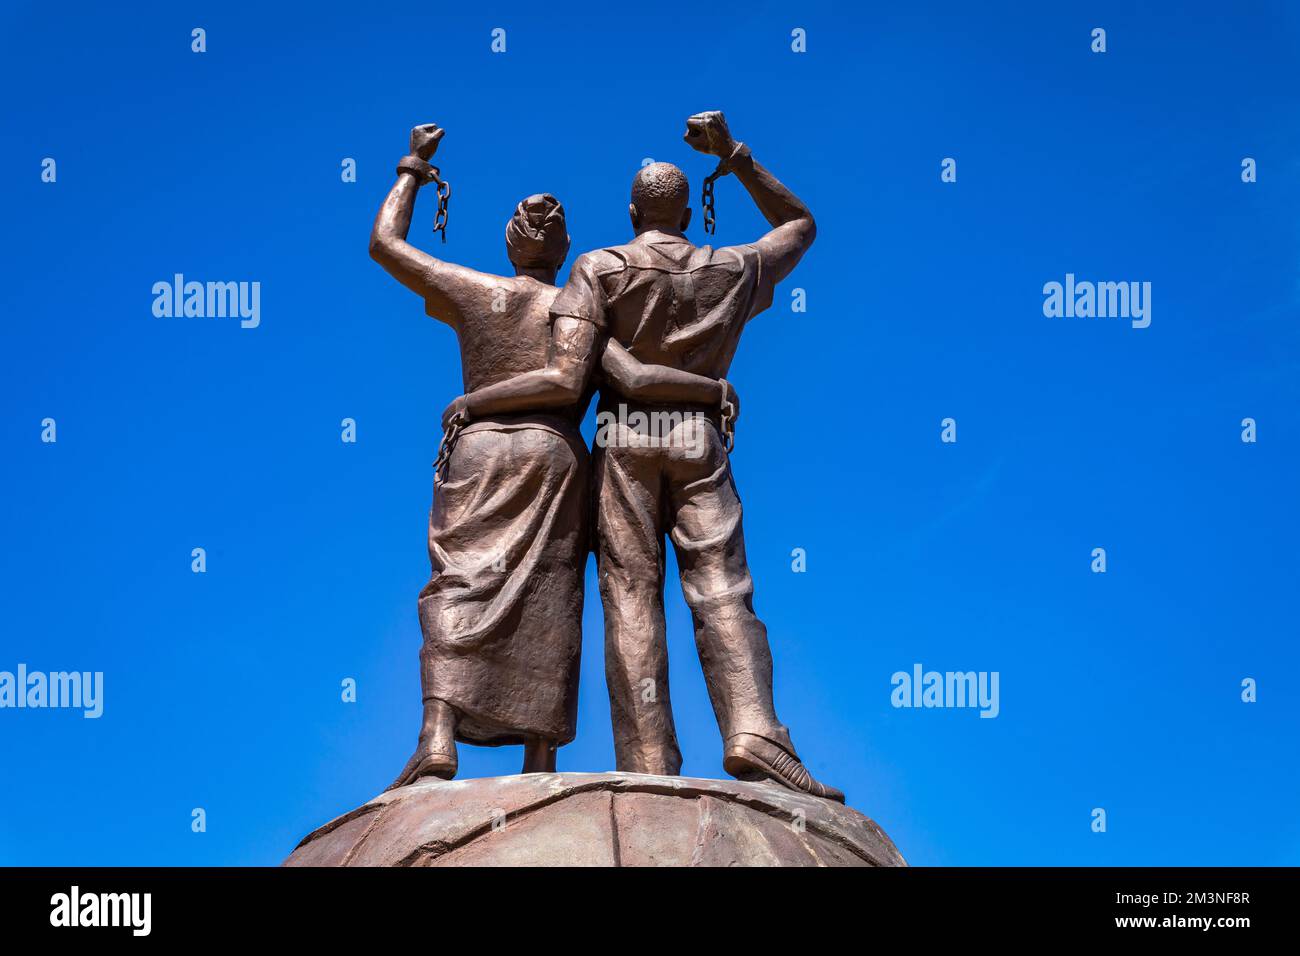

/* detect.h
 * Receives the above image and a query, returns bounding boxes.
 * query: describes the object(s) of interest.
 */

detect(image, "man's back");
[552,230,775,381]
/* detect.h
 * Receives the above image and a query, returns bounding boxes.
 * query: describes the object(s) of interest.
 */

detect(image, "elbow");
[800,213,817,248]
[368,232,391,264]
[552,368,586,405]
[606,362,650,397]
[557,381,584,405]
[627,369,652,396]
[369,224,405,266]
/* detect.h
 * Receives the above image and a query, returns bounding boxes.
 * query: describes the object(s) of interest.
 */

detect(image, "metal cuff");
[397,155,437,185]
[719,141,751,175]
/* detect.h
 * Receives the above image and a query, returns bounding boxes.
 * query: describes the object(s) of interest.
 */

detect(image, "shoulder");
[419,260,504,301]
[716,242,761,267]
[552,251,622,326]
[569,248,627,279]
[420,263,513,325]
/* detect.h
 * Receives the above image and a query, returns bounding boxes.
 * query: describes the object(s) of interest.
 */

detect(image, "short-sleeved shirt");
[551,231,775,379]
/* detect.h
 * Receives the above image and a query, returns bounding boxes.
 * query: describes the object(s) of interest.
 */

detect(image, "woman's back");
[454,276,559,395]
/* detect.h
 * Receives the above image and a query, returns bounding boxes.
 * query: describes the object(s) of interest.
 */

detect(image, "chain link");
[433,413,466,484]
[718,380,737,453]
[701,142,749,236]
[429,165,452,243]
[702,168,722,235]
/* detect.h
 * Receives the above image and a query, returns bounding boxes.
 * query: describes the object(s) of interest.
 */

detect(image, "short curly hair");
[631,162,689,226]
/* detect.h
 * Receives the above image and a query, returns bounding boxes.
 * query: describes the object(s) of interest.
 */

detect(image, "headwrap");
[505,193,569,269]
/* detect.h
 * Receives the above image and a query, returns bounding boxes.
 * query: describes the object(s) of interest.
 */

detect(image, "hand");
[683,111,736,158]
[441,394,468,430]
[410,123,445,162]
[721,379,740,424]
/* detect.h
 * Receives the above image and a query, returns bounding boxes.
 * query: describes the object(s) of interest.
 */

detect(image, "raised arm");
[684,111,816,286]
[368,123,494,327]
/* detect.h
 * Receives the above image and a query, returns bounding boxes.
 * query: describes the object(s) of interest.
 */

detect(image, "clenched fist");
[683,111,736,158]
[410,123,445,161]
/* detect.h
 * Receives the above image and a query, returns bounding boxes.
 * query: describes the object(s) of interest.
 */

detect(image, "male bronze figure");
[458,112,842,801]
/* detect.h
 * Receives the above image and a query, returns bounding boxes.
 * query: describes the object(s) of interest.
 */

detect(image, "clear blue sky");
[1,1,1296,866]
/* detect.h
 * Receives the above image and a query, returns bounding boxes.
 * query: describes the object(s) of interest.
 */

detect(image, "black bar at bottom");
[0,866,1287,941]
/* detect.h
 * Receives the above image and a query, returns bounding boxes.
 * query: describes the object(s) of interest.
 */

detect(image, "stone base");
[284,771,905,867]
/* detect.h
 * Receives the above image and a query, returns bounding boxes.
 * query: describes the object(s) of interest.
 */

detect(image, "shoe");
[723,733,845,803]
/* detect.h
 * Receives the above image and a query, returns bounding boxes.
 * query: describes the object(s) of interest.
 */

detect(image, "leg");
[594,443,682,776]
[668,427,842,801]
[387,696,459,789]
[521,736,557,773]
[388,496,463,792]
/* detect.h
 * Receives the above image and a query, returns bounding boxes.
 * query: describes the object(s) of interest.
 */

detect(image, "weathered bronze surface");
[369,114,842,804]
[285,773,906,867]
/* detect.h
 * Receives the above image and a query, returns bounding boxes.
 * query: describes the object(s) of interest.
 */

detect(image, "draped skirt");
[418,417,588,746]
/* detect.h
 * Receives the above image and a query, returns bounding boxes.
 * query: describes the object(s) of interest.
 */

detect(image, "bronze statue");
[448,112,843,802]
[370,124,735,787]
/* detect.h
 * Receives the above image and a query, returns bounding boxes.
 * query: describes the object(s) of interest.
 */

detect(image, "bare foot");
[387,741,457,790]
